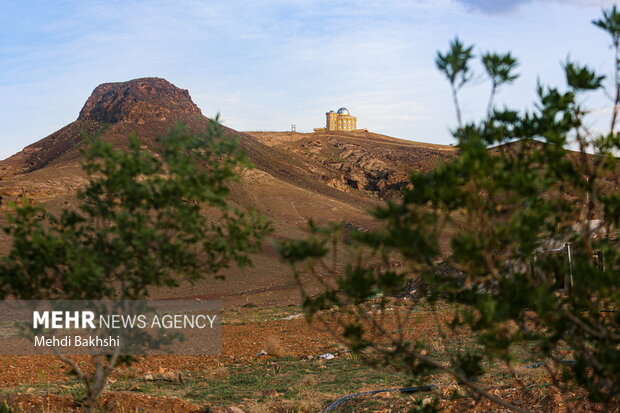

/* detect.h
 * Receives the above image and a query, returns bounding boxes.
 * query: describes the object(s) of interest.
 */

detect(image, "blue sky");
[0,0,616,160]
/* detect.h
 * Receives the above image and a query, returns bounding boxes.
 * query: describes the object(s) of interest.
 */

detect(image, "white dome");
[337,107,349,115]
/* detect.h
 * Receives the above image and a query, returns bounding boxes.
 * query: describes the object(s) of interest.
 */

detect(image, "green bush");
[0,119,271,411]
[280,7,620,412]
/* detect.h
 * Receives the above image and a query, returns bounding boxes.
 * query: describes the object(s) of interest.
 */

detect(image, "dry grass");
[246,394,325,413]
[204,365,230,381]
[263,337,287,358]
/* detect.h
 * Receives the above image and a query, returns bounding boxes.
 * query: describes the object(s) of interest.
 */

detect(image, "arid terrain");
[0,77,458,308]
[0,78,595,412]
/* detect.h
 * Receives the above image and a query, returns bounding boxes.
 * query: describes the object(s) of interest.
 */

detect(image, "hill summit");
[78,77,202,124]
[0,78,209,178]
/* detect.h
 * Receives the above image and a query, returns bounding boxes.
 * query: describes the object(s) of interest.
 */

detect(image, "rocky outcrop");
[1,78,205,180]
[329,139,397,193]
[300,137,410,198]
[247,130,458,200]
[78,77,202,124]
[287,137,405,196]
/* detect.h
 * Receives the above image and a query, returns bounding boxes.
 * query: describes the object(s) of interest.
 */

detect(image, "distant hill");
[0,77,458,213]
[0,77,458,306]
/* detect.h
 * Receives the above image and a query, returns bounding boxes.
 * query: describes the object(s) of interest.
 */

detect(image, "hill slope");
[0,77,456,306]
[246,130,456,199]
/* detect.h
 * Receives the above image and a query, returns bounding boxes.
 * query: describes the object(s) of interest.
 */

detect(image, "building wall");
[326,112,357,131]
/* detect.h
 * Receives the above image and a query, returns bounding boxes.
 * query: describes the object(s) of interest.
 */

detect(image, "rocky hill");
[0,77,458,209]
[0,78,205,180]
[0,77,457,306]
[78,78,202,124]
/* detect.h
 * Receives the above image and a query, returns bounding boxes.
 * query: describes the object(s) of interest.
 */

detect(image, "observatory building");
[314,107,360,132]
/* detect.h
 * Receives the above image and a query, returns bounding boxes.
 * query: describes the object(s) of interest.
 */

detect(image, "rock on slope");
[246,131,457,200]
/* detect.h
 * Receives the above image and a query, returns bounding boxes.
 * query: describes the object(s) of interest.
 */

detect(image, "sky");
[0,0,617,160]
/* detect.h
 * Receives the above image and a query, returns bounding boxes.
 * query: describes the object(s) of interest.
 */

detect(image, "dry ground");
[0,303,606,413]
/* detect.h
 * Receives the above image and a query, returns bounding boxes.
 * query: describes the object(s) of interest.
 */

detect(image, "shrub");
[280,7,620,412]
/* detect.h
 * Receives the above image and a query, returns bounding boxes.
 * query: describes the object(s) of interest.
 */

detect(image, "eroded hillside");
[246,131,457,200]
